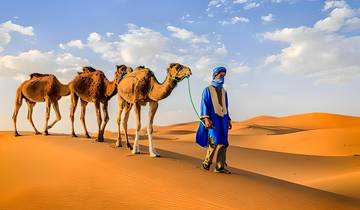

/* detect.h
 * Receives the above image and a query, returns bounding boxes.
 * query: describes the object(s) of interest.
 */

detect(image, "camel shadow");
[247,124,307,135]
[162,130,195,135]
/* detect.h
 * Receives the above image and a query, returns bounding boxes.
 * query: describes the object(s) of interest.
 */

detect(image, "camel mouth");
[176,73,191,81]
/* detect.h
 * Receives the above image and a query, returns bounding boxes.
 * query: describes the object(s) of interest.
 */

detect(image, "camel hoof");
[127,143,133,150]
[43,131,49,136]
[85,134,91,139]
[115,141,122,147]
[72,133,78,138]
[14,132,20,137]
[132,149,140,155]
[150,149,160,157]
[35,131,41,135]
[150,153,160,158]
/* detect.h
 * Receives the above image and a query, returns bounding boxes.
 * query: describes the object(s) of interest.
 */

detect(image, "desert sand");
[0,112,359,210]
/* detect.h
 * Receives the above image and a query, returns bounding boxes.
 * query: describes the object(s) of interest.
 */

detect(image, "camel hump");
[83,66,97,72]
[133,66,154,76]
[135,65,146,70]
[77,66,97,75]
[29,73,51,79]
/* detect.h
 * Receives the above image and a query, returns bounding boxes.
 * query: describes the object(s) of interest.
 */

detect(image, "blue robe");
[196,85,231,147]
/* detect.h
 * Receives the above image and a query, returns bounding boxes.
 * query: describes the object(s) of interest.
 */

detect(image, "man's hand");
[228,120,232,130]
[203,117,213,128]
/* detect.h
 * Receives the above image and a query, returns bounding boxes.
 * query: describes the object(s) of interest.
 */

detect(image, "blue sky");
[1,0,360,133]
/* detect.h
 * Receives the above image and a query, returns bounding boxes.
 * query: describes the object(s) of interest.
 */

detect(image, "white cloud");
[59,25,176,68]
[208,0,222,7]
[261,13,274,23]
[215,44,228,55]
[207,0,226,11]
[1,21,34,36]
[167,26,209,44]
[87,32,118,62]
[231,16,250,23]
[219,16,249,25]
[323,0,348,11]
[314,7,360,32]
[0,20,34,52]
[167,26,193,40]
[229,61,250,73]
[243,2,260,10]
[181,14,196,24]
[60,39,84,49]
[0,50,88,81]
[262,2,360,83]
[195,56,216,73]
[118,25,171,64]
[59,24,248,78]
[106,32,114,37]
[233,0,247,4]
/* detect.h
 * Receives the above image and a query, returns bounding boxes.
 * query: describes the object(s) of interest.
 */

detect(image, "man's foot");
[214,168,231,174]
[96,136,104,142]
[202,163,210,171]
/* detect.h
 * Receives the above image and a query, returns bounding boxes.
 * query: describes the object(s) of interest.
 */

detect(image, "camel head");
[167,63,192,82]
[115,65,133,84]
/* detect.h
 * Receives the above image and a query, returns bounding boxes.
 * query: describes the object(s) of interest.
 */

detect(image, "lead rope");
[186,77,206,127]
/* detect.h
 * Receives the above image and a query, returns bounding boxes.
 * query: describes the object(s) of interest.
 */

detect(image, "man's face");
[214,71,226,79]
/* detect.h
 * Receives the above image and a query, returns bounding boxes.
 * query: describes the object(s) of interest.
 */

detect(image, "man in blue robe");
[196,66,232,174]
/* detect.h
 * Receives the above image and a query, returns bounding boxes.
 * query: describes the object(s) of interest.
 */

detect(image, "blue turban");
[212,66,227,77]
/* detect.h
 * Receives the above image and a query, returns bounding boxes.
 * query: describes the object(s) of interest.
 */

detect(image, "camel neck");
[149,74,177,101]
[104,78,118,98]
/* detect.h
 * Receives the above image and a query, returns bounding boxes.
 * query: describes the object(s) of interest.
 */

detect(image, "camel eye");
[176,65,183,72]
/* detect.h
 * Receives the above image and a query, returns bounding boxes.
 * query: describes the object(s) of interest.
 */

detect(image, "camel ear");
[168,63,176,73]
[169,63,177,69]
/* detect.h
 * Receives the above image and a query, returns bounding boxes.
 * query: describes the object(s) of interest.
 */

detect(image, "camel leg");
[100,101,109,141]
[131,102,141,154]
[43,98,51,135]
[47,101,61,130]
[12,89,23,136]
[70,93,79,137]
[116,98,124,147]
[95,101,103,142]
[26,101,41,135]
[148,101,160,157]
[123,103,133,150]
[80,99,90,138]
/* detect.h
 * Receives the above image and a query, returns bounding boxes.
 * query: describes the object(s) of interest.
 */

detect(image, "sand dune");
[0,112,359,209]
[243,112,360,130]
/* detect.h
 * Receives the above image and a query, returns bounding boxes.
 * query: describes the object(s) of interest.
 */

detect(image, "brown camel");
[69,65,132,141]
[12,73,70,136]
[116,63,192,157]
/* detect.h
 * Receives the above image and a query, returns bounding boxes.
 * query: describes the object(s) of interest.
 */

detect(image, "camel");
[12,73,70,136]
[116,63,192,157]
[69,65,133,141]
